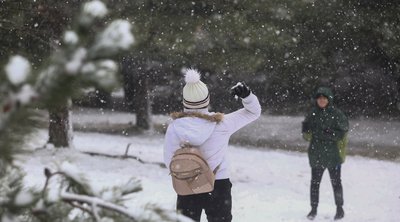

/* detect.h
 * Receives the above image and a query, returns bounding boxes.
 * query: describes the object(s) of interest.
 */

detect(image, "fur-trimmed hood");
[169,112,224,146]
[170,112,224,123]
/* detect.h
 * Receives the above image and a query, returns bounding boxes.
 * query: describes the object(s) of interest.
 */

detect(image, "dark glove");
[230,82,251,99]
[302,121,310,133]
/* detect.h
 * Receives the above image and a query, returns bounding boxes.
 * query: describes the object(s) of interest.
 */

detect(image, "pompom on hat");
[183,68,210,109]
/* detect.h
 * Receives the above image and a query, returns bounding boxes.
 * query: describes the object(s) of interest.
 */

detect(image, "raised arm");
[223,82,261,135]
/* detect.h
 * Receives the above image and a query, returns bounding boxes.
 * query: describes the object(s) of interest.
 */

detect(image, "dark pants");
[310,165,344,208]
[177,179,232,222]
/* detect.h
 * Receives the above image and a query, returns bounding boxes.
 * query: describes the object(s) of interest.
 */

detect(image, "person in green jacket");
[302,87,349,221]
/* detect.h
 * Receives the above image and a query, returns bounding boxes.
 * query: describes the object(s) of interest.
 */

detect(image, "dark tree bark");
[48,102,72,147]
[135,74,152,129]
[121,57,153,130]
[121,57,136,112]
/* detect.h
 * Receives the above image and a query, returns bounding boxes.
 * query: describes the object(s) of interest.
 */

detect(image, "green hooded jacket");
[302,87,349,168]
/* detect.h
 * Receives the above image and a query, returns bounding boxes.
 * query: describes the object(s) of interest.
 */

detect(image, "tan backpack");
[169,144,217,196]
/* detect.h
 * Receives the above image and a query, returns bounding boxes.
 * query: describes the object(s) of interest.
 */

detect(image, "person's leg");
[310,168,325,208]
[204,179,233,222]
[308,167,325,219]
[328,165,344,220]
[177,194,204,222]
[328,165,343,207]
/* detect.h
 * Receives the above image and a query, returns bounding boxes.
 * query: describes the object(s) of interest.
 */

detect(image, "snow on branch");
[0,1,142,220]
[61,192,139,221]
[64,31,79,45]
[34,165,184,222]
[4,55,31,86]
[0,0,134,131]
[80,0,109,26]
[90,20,135,57]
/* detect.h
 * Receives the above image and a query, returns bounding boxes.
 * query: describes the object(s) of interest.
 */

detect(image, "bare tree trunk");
[135,74,152,130]
[121,57,136,112]
[121,57,152,130]
[48,101,72,148]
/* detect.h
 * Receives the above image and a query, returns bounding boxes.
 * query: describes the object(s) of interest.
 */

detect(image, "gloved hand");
[230,82,251,99]
[302,121,310,133]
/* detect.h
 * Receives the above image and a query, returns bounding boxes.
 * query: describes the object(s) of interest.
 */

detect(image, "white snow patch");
[82,60,118,88]
[59,161,86,184]
[15,84,37,105]
[5,55,31,85]
[45,179,62,203]
[96,60,118,76]
[64,31,79,45]
[92,20,135,54]
[65,48,87,75]
[81,62,97,74]
[14,190,34,206]
[1,214,15,222]
[95,61,118,87]
[83,0,108,18]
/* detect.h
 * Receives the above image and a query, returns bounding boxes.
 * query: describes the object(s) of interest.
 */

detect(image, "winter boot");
[307,207,317,220]
[334,206,344,220]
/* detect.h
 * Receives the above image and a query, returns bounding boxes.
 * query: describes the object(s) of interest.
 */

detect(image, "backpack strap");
[213,164,220,175]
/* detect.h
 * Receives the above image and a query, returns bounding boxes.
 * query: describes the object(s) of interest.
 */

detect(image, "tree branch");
[61,192,139,221]
[42,169,65,198]
[67,201,94,217]
[91,202,101,222]
[124,143,132,157]
[82,148,166,168]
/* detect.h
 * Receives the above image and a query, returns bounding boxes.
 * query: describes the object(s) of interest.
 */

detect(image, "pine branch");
[41,169,65,198]
[1,0,135,152]
[0,109,41,163]
[66,201,94,217]
[0,1,173,221]
[91,202,101,222]
[39,166,145,221]
[60,192,139,222]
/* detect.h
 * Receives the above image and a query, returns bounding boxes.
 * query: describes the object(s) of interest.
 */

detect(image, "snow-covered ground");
[19,130,400,222]
[71,107,400,160]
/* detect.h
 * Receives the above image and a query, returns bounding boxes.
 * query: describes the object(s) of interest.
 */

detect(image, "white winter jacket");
[163,93,261,179]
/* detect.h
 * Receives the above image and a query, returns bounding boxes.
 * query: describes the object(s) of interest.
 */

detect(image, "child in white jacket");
[164,69,261,222]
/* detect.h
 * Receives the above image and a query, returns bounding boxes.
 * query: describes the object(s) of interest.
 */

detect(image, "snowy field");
[71,107,400,160]
[18,129,400,222]
[232,115,400,160]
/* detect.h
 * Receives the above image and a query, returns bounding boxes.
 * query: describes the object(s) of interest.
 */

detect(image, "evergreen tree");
[0,1,186,221]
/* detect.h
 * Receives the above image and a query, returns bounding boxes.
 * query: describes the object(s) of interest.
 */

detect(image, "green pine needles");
[0,1,184,221]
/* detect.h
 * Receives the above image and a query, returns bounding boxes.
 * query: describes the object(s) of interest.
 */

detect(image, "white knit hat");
[183,69,210,109]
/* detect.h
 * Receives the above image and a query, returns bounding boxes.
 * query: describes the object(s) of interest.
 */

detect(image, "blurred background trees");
[112,0,400,118]
[2,0,399,127]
